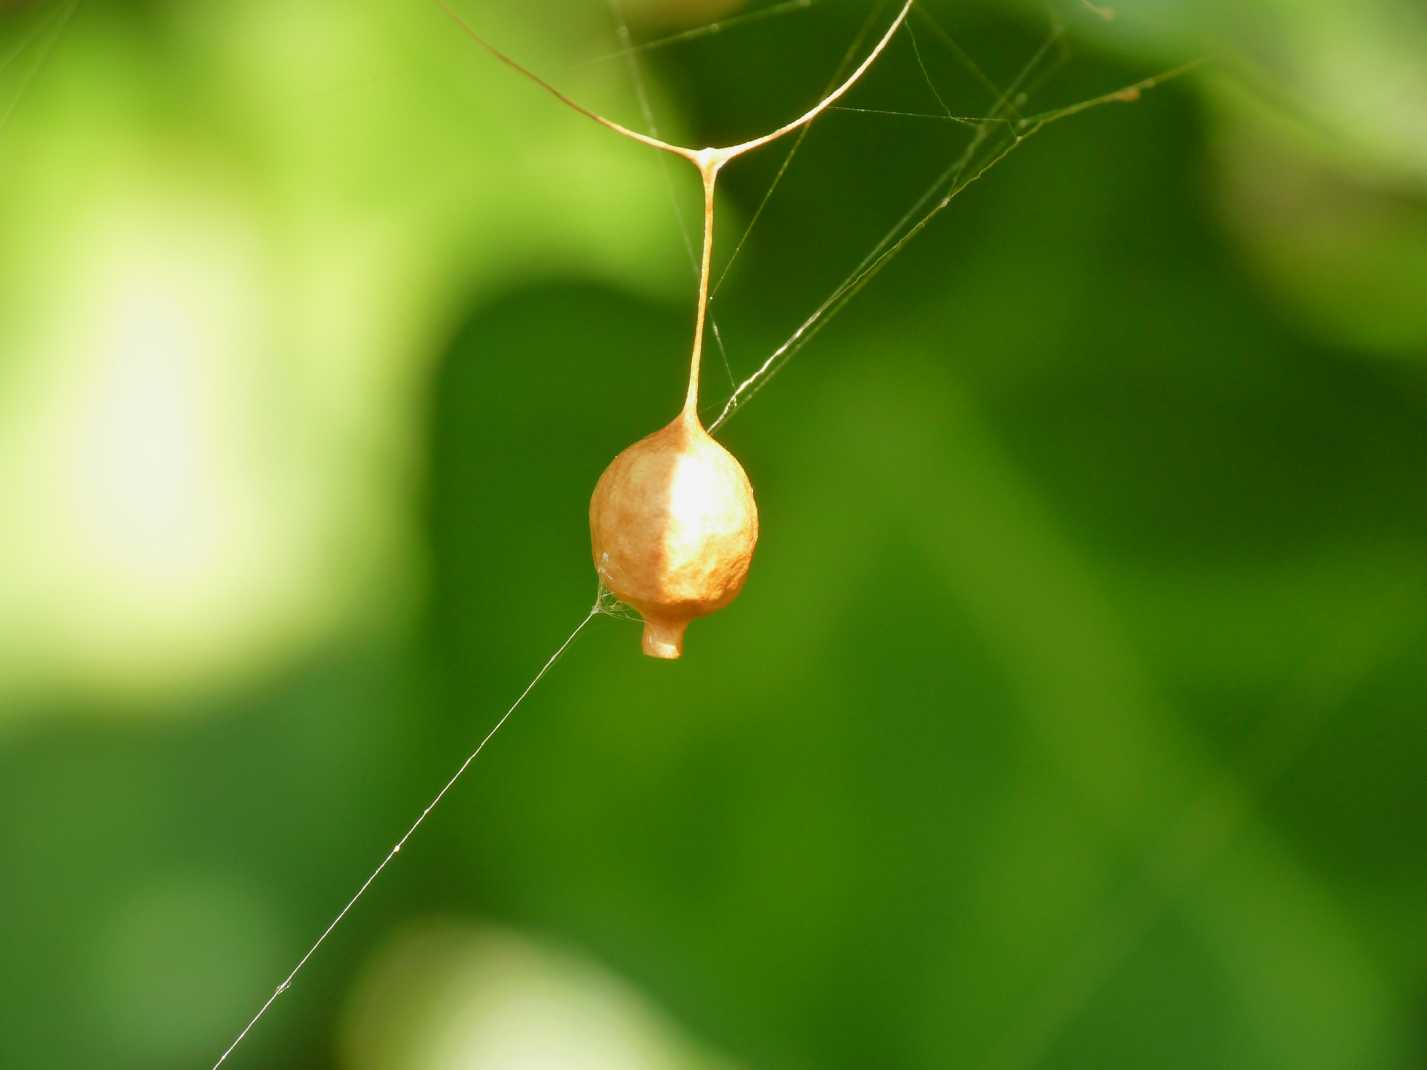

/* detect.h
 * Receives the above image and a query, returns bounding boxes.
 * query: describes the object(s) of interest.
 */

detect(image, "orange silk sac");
[590,412,758,659]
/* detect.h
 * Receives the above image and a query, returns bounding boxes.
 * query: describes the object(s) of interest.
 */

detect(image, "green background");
[2,1,1425,1067]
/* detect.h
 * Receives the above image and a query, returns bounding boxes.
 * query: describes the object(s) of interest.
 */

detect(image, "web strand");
[591,0,820,62]
[914,2,1029,125]
[709,5,1051,427]
[604,0,737,389]
[210,607,598,1069]
[709,46,1198,430]
[710,0,891,303]
[906,19,953,118]
[710,23,1061,427]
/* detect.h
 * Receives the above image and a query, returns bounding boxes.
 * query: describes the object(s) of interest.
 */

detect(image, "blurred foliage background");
[2,0,1425,1067]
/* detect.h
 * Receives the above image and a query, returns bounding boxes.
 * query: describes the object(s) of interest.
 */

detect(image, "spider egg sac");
[590,412,758,659]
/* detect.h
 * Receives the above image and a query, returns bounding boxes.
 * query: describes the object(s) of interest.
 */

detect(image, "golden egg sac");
[590,414,758,659]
